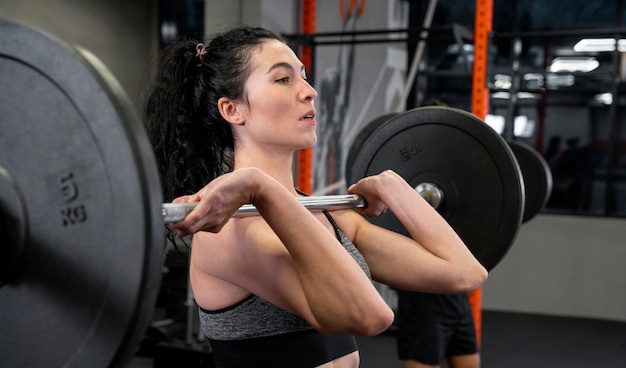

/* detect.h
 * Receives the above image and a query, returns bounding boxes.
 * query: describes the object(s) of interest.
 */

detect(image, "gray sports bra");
[198,211,370,341]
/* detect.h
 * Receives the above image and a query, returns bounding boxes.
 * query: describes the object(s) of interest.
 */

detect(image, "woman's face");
[236,39,318,151]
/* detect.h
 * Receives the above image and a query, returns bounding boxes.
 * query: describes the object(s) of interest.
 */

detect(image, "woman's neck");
[234,147,299,195]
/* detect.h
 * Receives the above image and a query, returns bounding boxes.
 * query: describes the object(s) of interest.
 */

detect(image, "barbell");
[162,194,367,222]
[0,18,551,368]
[162,184,446,222]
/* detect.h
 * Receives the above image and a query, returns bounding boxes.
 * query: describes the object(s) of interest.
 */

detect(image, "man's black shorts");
[395,290,479,365]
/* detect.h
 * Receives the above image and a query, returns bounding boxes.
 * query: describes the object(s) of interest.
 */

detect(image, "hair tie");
[195,43,207,66]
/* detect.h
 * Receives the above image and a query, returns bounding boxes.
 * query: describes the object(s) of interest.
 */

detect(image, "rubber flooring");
[130,310,626,367]
[356,310,626,368]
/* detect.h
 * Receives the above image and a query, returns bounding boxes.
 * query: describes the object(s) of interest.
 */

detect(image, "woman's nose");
[301,78,317,101]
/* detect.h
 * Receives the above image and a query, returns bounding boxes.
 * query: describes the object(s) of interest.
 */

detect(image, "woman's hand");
[347,170,401,217]
[168,168,264,236]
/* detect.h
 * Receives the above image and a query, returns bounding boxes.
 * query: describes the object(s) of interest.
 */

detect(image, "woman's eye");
[276,77,290,83]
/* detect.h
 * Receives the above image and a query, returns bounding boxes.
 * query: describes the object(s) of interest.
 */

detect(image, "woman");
[144,25,487,368]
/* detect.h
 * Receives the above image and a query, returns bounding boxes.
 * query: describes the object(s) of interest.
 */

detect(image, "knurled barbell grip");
[162,194,368,223]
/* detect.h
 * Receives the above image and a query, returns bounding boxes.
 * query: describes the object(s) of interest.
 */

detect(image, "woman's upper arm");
[192,214,393,335]
[191,219,314,317]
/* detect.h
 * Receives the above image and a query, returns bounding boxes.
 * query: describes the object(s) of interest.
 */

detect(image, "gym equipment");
[0,18,163,368]
[346,107,525,271]
[508,140,553,223]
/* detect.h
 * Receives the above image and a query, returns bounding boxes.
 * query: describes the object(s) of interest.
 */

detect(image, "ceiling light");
[574,38,626,52]
[517,92,539,99]
[493,74,512,89]
[549,57,599,73]
[594,93,613,105]
[489,91,539,100]
[491,91,511,99]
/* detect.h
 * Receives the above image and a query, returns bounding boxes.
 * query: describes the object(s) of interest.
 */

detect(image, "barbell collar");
[416,182,444,209]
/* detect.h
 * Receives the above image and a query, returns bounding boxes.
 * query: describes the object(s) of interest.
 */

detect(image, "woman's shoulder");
[193,216,292,264]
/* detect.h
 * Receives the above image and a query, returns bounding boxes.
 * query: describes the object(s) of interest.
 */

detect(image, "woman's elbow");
[315,305,394,336]
[349,307,395,336]
[460,263,488,292]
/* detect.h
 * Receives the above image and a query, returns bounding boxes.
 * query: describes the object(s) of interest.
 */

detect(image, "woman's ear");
[217,97,245,125]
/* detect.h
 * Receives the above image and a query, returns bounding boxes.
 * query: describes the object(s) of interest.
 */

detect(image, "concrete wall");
[482,214,626,322]
[205,0,297,34]
[0,0,159,110]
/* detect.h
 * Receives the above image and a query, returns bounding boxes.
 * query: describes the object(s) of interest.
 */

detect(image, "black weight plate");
[347,106,524,271]
[0,166,28,286]
[0,18,163,368]
[508,140,552,223]
[346,113,398,174]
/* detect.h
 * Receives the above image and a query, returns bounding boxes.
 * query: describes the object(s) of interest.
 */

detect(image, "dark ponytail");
[143,26,286,202]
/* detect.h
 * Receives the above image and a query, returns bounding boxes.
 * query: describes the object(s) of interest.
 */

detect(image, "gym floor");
[130,310,626,367]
